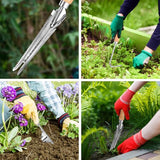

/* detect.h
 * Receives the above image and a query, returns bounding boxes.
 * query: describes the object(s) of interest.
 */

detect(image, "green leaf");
[0,132,6,144]
[8,126,18,143]
[10,136,22,147]
[24,137,32,143]
[15,146,23,152]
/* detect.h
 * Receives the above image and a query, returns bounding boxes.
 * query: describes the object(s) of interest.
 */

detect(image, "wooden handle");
[114,34,119,43]
[119,110,125,121]
[64,0,73,4]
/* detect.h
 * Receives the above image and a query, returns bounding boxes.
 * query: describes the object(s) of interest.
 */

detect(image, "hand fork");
[109,34,121,68]
[12,0,74,76]
[38,124,54,144]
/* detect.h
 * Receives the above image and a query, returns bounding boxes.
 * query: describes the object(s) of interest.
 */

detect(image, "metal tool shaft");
[110,110,125,150]
[13,0,71,75]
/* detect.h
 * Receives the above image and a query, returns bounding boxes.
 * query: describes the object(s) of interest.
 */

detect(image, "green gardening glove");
[111,14,124,39]
[133,50,152,69]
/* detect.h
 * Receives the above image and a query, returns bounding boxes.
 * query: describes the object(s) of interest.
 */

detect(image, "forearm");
[129,81,148,92]
[27,81,65,118]
[142,110,160,140]
[118,0,140,18]
[147,21,160,51]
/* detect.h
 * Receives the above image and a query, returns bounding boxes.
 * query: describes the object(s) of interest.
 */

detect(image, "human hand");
[111,14,124,39]
[14,96,39,125]
[114,89,135,120]
[133,50,152,69]
[118,130,147,154]
[62,118,79,135]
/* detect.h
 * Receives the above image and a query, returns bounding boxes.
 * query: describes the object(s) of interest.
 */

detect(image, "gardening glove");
[62,118,79,135]
[118,130,147,154]
[114,89,135,120]
[133,50,152,69]
[111,14,124,39]
[14,87,39,125]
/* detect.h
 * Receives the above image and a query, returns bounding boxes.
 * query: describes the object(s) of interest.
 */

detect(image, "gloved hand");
[114,89,135,120]
[118,130,147,154]
[14,95,39,125]
[62,118,79,134]
[133,50,152,69]
[111,14,124,39]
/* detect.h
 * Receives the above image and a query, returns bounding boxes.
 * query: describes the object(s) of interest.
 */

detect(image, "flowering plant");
[56,82,79,107]
[0,99,31,153]
[1,86,16,101]
[9,96,48,134]
[11,102,28,127]
[56,82,79,121]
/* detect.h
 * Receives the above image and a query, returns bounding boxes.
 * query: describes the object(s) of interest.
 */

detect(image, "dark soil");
[82,29,103,44]
[0,121,78,160]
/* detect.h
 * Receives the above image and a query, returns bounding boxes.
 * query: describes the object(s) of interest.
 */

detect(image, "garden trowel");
[109,34,121,68]
[13,0,74,76]
[110,110,125,150]
[38,124,54,144]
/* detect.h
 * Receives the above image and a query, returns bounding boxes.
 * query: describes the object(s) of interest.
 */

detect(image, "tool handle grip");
[64,0,73,4]
[114,34,119,43]
[119,110,125,121]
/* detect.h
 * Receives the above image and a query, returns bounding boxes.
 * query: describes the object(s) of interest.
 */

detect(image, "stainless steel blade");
[13,0,68,75]
[110,120,124,150]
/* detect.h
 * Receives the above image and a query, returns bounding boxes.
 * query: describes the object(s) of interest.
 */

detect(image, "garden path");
[106,149,160,160]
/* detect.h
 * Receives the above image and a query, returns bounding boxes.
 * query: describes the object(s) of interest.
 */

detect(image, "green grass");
[84,0,158,29]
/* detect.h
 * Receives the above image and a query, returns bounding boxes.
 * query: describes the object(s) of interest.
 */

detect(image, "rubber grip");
[114,34,119,43]
[119,110,125,121]
[64,0,73,4]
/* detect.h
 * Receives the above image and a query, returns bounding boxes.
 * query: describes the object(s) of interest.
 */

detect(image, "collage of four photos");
[0,0,160,160]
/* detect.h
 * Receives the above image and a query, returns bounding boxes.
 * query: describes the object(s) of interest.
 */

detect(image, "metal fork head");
[38,124,54,144]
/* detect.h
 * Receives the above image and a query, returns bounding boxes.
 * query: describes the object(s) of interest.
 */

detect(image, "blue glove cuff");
[142,50,152,57]
[15,87,26,100]
[58,113,70,127]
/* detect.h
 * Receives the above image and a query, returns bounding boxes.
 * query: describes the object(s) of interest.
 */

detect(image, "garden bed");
[81,22,160,79]
[81,82,160,160]
[0,120,78,160]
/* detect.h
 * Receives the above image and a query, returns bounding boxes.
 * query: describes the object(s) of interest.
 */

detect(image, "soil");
[82,29,102,44]
[0,120,79,160]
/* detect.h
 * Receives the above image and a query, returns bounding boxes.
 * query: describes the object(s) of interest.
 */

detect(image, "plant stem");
[2,98,8,147]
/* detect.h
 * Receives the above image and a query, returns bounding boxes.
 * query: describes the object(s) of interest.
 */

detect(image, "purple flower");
[20,140,26,147]
[63,90,72,98]
[1,86,16,101]
[18,113,24,121]
[73,82,79,95]
[56,86,64,93]
[35,95,41,102]
[14,113,24,121]
[19,118,28,127]
[11,102,23,114]
[63,84,72,92]
[37,103,46,111]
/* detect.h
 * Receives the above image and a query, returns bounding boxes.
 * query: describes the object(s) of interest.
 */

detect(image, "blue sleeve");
[119,0,140,18]
[27,81,65,118]
[147,0,160,50]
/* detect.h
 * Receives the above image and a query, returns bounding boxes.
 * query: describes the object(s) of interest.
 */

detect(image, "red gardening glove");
[118,130,147,154]
[114,89,135,120]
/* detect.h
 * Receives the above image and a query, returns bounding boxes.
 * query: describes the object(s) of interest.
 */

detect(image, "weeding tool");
[13,0,74,75]
[110,110,125,150]
[38,124,54,144]
[109,34,121,68]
